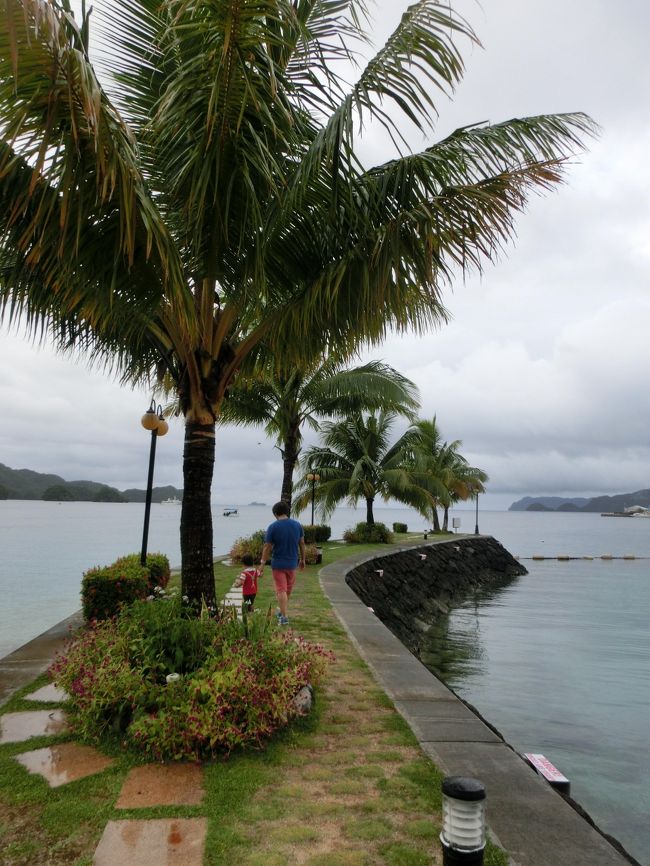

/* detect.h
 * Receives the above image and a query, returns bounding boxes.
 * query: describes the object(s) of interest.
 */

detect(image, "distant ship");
[223,507,238,516]
[161,496,181,505]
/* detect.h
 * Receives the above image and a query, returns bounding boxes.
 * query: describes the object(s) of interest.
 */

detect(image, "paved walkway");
[320,545,637,866]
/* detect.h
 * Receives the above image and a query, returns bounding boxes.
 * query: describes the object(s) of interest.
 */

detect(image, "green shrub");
[141,552,171,589]
[303,524,332,544]
[343,522,394,544]
[229,530,265,563]
[81,553,170,621]
[50,593,334,760]
[392,522,408,533]
[230,532,318,565]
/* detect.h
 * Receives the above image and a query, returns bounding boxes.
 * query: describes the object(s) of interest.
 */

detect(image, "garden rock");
[293,684,314,715]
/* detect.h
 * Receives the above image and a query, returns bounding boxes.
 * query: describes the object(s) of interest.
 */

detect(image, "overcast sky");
[1,0,648,511]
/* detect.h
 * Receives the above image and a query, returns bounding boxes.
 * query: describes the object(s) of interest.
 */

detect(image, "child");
[235,554,262,612]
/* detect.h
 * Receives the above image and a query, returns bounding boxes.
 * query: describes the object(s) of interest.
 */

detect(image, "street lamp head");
[141,401,169,435]
[141,405,159,431]
[156,407,169,437]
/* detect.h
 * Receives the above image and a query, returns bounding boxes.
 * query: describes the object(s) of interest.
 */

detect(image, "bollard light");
[441,776,486,865]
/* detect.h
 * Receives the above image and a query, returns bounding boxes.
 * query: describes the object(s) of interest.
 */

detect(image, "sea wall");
[345,536,527,654]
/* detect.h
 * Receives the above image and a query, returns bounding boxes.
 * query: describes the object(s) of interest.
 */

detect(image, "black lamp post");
[306,468,320,526]
[474,492,480,536]
[140,400,168,566]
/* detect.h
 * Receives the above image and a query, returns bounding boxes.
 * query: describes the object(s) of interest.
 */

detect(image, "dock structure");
[522,554,641,561]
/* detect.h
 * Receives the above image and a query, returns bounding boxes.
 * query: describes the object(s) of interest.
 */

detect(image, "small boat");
[161,496,181,505]
[223,507,238,516]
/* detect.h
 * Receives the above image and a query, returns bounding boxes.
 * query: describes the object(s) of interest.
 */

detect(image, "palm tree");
[0,0,595,605]
[408,418,487,530]
[219,358,419,510]
[295,412,432,525]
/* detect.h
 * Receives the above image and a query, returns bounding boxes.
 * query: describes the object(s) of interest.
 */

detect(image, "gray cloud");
[1,0,649,510]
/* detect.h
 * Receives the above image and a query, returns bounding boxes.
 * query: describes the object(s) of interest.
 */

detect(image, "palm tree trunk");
[180,420,217,608]
[366,497,375,525]
[442,505,449,532]
[280,426,300,511]
[432,506,441,532]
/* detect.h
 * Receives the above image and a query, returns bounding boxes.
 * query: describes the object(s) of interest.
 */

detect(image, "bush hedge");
[392,522,408,533]
[343,522,393,544]
[51,593,333,760]
[303,524,332,544]
[229,530,265,563]
[230,530,320,564]
[81,552,170,621]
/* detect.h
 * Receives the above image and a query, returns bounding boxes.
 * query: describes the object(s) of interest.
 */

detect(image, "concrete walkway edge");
[319,541,637,866]
[0,611,83,706]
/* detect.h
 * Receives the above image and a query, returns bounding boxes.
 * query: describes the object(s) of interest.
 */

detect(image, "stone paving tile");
[14,742,114,787]
[25,683,69,703]
[116,763,204,808]
[0,709,68,743]
[93,818,207,866]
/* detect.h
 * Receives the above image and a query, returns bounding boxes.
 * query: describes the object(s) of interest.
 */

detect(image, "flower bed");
[50,592,333,760]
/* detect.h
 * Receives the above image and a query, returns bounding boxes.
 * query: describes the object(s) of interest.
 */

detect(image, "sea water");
[1,501,649,860]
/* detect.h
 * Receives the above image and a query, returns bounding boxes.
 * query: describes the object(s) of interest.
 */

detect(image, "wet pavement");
[26,682,68,702]
[93,818,208,866]
[15,742,115,787]
[0,708,68,743]
[116,764,205,808]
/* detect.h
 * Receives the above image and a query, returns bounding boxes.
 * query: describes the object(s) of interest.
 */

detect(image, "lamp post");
[474,492,480,536]
[140,400,169,566]
[306,469,320,526]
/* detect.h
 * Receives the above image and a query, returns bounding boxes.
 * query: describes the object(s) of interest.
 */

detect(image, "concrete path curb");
[0,611,83,706]
[320,542,635,866]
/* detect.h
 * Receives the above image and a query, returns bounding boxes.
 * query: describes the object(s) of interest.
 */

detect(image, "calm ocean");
[1,502,649,861]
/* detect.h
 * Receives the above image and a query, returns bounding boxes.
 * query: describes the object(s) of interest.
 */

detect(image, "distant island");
[509,490,650,513]
[247,501,266,507]
[0,462,183,504]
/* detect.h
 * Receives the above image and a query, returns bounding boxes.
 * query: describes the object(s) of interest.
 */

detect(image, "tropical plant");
[220,358,419,510]
[343,521,393,544]
[0,0,595,606]
[229,530,266,565]
[295,412,433,524]
[406,418,488,530]
[51,592,333,759]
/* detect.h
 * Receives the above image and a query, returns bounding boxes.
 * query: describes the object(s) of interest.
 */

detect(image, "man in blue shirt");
[259,501,306,625]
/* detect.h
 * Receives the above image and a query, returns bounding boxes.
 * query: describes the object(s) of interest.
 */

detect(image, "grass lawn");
[0,536,507,866]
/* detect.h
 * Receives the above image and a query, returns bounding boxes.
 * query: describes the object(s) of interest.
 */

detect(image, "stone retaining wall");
[345,536,527,654]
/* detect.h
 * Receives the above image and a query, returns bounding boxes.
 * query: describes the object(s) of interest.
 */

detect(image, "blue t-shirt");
[265,518,304,569]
